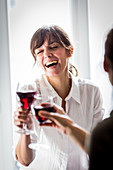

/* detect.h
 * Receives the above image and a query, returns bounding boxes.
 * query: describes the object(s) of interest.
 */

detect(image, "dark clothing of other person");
[89,110,113,170]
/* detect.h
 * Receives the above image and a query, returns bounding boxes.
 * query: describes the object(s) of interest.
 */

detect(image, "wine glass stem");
[37,126,41,143]
[23,123,28,131]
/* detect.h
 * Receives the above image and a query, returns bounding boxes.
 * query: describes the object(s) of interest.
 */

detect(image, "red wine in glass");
[28,96,54,150]
[34,104,55,124]
[17,91,36,109]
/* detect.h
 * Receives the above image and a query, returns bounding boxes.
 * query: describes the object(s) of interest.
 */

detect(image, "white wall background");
[70,0,90,78]
[0,0,16,169]
[88,0,113,117]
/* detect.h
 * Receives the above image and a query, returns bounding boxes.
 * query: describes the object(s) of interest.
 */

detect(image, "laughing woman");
[13,25,104,170]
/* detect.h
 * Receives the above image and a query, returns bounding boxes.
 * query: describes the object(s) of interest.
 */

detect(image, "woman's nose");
[44,48,52,58]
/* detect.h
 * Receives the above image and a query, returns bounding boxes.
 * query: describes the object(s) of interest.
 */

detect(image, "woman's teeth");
[45,61,57,68]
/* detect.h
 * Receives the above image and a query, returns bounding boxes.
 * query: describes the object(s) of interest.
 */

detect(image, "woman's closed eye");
[36,45,59,57]
[49,46,59,50]
[37,50,44,55]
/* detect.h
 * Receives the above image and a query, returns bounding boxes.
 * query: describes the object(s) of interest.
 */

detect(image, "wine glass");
[16,80,37,135]
[29,95,54,150]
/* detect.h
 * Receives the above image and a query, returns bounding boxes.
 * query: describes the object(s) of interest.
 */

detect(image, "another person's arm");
[39,104,89,152]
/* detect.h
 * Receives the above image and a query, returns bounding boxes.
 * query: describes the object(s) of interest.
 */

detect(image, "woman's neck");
[46,73,72,100]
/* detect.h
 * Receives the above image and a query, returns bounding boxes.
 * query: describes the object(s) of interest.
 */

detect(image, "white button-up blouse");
[13,74,104,170]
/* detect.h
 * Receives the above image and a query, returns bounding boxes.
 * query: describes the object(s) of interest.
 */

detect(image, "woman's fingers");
[40,103,65,115]
[39,110,55,119]
[39,110,74,127]
[52,104,65,114]
[14,110,29,122]
[39,110,66,119]
[14,107,32,129]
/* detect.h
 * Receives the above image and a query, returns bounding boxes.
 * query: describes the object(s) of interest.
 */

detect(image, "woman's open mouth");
[45,61,58,68]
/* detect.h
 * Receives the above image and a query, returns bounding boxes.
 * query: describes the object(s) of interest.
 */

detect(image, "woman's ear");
[67,47,74,58]
[103,57,109,72]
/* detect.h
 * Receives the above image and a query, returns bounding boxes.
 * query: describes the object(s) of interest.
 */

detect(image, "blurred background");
[0,0,113,169]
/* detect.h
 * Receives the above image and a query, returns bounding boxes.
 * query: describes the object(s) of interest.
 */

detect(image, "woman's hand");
[14,106,33,130]
[39,103,74,135]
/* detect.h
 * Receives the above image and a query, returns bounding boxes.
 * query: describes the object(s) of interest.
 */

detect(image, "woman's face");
[34,39,70,77]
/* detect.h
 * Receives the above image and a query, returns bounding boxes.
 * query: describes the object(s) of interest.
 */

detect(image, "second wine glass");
[29,95,54,150]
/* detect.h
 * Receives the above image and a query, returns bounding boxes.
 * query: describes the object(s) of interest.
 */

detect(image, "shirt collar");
[65,74,81,104]
[39,74,81,104]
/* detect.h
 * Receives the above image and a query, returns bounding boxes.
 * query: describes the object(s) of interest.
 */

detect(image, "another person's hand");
[39,103,89,152]
[39,103,74,135]
[14,106,33,130]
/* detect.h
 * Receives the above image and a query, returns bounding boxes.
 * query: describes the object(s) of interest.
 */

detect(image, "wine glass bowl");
[16,91,36,110]
[16,81,37,135]
[34,103,54,125]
